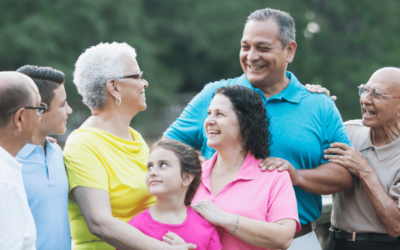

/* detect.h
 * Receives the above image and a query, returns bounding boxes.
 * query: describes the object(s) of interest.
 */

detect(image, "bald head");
[368,67,400,95]
[0,72,39,127]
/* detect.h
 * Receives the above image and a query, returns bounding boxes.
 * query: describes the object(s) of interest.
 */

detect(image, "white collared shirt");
[0,145,36,250]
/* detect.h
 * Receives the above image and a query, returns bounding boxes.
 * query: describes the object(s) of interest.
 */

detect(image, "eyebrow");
[241,40,273,46]
[208,108,227,113]
[158,159,171,164]
[148,159,171,163]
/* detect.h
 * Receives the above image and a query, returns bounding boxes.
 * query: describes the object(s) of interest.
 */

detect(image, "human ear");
[285,41,297,63]
[105,79,121,102]
[12,108,24,133]
[182,173,195,187]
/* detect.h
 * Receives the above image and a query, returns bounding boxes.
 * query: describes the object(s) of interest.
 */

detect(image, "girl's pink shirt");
[125,206,222,250]
[192,152,301,250]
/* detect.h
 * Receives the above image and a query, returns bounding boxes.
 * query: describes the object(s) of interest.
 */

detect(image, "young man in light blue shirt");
[164,8,353,250]
[16,65,73,250]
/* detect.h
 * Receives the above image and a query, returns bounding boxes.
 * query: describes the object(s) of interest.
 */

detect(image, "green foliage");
[1,0,399,131]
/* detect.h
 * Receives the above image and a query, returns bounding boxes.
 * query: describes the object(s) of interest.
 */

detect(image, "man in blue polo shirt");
[15,65,73,250]
[164,8,353,250]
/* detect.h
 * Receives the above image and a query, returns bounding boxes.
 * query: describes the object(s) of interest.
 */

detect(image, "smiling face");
[40,84,72,136]
[146,147,187,199]
[240,19,294,88]
[120,56,148,113]
[360,69,400,129]
[204,94,241,151]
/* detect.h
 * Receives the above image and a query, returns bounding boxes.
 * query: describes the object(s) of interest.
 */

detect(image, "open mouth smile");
[363,108,376,117]
[248,65,266,70]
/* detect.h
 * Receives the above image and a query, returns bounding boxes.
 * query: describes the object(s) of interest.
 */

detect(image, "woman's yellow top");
[64,127,156,250]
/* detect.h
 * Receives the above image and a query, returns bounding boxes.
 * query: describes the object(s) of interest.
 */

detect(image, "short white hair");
[73,42,137,109]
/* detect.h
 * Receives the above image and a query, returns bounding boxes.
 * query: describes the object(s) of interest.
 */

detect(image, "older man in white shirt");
[0,72,43,250]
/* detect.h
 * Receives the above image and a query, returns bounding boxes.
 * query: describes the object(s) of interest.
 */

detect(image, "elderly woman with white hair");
[64,42,195,250]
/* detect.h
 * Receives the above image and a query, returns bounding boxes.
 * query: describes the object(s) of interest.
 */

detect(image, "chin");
[361,118,375,128]
[55,126,67,135]
[139,105,147,111]
[245,73,267,85]
[148,186,164,194]
[206,140,219,151]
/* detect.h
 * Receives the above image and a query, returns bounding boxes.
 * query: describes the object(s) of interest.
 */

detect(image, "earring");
[115,98,121,105]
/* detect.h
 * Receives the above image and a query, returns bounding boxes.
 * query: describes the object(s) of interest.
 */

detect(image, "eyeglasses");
[358,84,400,102]
[8,102,48,115]
[121,71,144,80]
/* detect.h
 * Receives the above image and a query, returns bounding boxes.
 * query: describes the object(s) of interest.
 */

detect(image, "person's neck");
[84,106,135,141]
[150,194,187,224]
[257,74,290,99]
[32,129,48,154]
[214,143,247,172]
[0,133,26,157]
[370,121,400,146]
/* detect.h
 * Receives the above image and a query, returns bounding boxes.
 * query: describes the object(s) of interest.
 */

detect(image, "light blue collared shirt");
[16,139,71,250]
[164,71,351,225]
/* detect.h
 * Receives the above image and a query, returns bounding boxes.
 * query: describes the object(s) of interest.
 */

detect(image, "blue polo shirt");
[164,71,350,225]
[16,139,71,250]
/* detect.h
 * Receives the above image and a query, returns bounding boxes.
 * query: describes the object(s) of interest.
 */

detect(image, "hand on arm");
[305,83,337,101]
[260,157,353,194]
[192,200,296,249]
[325,142,400,237]
[259,157,301,185]
[47,136,57,143]
[73,186,196,250]
[162,232,187,246]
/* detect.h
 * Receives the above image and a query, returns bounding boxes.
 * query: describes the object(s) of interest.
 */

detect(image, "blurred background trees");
[1,0,399,141]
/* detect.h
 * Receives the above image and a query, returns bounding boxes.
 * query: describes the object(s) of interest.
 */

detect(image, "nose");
[66,102,73,115]
[247,47,260,61]
[143,79,149,89]
[149,166,158,177]
[360,90,373,104]
[204,114,216,128]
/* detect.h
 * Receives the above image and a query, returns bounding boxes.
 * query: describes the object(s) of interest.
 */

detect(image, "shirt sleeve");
[163,90,205,150]
[0,184,26,249]
[321,101,351,164]
[388,171,400,210]
[207,227,223,250]
[267,171,301,232]
[64,135,109,193]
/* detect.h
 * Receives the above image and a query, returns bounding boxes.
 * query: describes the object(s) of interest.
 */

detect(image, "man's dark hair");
[213,85,272,159]
[247,8,296,48]
[0,82,34,127]
[16,65,65,111]
[151,139,202,206]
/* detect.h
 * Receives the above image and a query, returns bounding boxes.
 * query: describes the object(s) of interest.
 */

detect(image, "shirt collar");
[280,71,303,104]
[359,130,400,162]
[239,71,303,104]
[201,152,256,191]
[17,143,38,159]
[17,139,56,159]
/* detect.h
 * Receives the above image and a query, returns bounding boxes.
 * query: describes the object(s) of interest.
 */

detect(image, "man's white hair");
[73,42,137,110]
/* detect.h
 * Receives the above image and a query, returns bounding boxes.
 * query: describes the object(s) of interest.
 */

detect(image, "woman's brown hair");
[151,139,202,206]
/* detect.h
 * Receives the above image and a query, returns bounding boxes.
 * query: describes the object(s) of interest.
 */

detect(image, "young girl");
[125,139,222,250]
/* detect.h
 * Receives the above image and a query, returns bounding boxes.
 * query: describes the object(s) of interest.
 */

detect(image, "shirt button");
[371,148,375,151]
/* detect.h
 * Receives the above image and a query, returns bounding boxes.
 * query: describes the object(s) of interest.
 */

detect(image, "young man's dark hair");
[16,65,65,111]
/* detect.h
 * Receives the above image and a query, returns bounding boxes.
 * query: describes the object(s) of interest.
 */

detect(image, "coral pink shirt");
[192,152,301,250]
[124,207,222,250]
